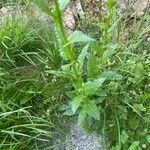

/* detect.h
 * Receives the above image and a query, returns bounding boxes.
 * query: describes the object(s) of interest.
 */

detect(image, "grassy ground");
[0,0,150,150]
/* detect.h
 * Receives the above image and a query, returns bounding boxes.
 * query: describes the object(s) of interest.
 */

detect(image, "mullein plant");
[31,0,118,127]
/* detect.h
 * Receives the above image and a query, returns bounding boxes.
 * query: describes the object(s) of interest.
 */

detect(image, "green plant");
[0,11,66,149]
[1,0,149,149]
[31,0,119,128]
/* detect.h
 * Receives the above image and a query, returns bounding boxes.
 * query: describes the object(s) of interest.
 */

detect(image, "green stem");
[53,0,75,61]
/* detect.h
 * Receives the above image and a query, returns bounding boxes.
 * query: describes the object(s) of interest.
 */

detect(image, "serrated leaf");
[78,44,89,68]
[78,108,87,127]
[100,71,123,81]
[71,95,83,114]
[129,141,140,150]
[55,27,71,60]
[83,78,106,96]
[59,0,71,11]
[31,0,53,17]
[85,101,100,121]
[68,31,95,44]
[102,44,117,62]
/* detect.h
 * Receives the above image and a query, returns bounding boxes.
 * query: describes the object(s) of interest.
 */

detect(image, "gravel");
[65,123,106,150]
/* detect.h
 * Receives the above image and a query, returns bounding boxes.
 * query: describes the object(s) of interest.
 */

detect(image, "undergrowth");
[0,0,150,149]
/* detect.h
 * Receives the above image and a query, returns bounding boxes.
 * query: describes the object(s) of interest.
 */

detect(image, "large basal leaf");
[59,0,71,11]
[71,95,84,114]
[85,101,100,121]
[68,31,95,44]
[82,78,106,96]
[31,0,53,17]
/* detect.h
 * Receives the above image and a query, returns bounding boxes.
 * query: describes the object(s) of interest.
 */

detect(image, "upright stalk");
[53,0,75,61]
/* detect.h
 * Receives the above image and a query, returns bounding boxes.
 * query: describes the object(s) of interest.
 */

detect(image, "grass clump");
[0,12,67,149]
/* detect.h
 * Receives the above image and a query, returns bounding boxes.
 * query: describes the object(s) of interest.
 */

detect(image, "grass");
[0,9,67,149]
[0,0,150,149]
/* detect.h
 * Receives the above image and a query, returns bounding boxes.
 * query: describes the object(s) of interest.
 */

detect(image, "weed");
[1,0,150,149]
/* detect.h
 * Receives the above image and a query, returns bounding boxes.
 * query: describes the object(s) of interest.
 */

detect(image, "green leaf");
[133,104,146,112]
[121,130,129,144]
[87,54,99,79]
[95,88,107,97]
[46,70,75,79]
[146,135,150,143]
[20,95,34,105]
[118,105,128,120]
[129,141,140,150]
[128,117,139,130]
[83,78,106,96]
[85,101,100,121]
[106,0,116,9]
[111,145,121,150]
[124,102,143,119]
[55,27,71,60]
[68,31,95,44]
[63,109,74,116]
[102,44,117,62]
[31,0,53,17]
[134,63,145,79]
[59,0,71,11]
[71,95,83,114]
[78,108,87,127]
[100,71,123,81]
[78,44,89,68]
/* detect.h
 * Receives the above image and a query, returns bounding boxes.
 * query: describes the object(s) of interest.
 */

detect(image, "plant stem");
[53,0,75,61]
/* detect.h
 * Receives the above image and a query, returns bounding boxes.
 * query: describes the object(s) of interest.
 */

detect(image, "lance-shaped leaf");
[71,95,84,114]
[78,44,89,68]
[68,31,95,44]
[82,78,106,96]
[85,101,100,121]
